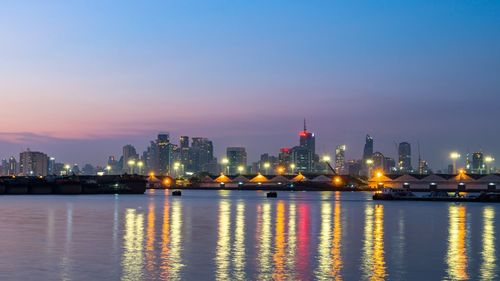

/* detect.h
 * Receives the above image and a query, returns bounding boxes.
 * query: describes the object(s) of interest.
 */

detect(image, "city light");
[485,156,495,163]
[264,162,271,169]
[237,166,245,174]
[221,158,229,165]
[322,155,331,162]
[450,152,461,159]
[366,159,374,165]
[277,166,286,175]
[376,171,383,178]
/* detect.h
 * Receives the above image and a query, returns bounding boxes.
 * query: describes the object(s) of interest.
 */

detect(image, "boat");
[372,188,416,200]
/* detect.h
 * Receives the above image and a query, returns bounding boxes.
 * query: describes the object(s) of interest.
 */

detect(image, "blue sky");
[0,0,499,170]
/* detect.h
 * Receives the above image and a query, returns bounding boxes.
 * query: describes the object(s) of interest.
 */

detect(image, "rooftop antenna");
[418,141,421,174]
[303,118,307,132]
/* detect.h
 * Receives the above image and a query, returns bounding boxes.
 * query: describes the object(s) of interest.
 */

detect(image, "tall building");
[471,152,485,174]
[1,157,17,176]
[335,145,347,174]
[226,147,247,175]
[189,137,216,173]
[292,119,316,173]
[19,150,49,176]
[278,148,292,166]
[347,159,362,176]
[398,142,413,173]
[156,133,173,175]
[372,152,385,171]
[363,135,374,160]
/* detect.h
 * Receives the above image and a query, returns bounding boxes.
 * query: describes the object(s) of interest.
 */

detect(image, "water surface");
[0,190,497,281]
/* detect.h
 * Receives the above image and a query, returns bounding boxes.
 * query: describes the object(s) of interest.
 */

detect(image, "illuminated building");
[278,148,292,166]
[335,145,346,174]
[347,159,362,176]
[19,149,49,176]
[471,152,485,174]
[189,137,216,174]
[292,119,316,173]
[156,133,173,175]
[398,142,413,173]
[226,147,247,175]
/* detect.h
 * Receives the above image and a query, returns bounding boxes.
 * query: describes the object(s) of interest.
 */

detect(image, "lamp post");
[290,163,296,174]
[322,155,331,173]
[127,159,136,174]
[221,158,229,175]
[237,165,244,175]
[450,152,460,174]
[106,165,112,175]
[485,156,495,174]
[137,161,144,175]
[64,164,71,176]
[173,162,181,178]
[263,162,271,175]
[366,159,374,178]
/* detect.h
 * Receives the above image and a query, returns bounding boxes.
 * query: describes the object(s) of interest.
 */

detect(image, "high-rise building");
[335,145,347,174]
[278,148,292,166]
[347,159,362,176]
[292,119,316,172]
[226,147,247,175]
[189,137,215,173]
[48,157,56,175]
[398,142,413,173]
[363,135,374,160]
[372,152,385,171]
[156,133,173,175]
[471,152,485,174]
[19,150,49,176]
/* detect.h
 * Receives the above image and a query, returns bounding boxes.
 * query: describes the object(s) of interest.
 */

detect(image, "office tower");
[363,135,374,160]
[226,147,247,175]
[398,142,413,173]
[180,136,190,149]
[156,133,173,175]
[384,157,396,173]
[19,150,49,176]
[419,160,430,175]
[335,145,347,174]
[293,119,316,172]
[471,152,484,174]
[189,137,215,173]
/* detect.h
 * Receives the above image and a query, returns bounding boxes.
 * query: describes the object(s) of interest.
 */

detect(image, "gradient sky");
[1,0,499,170]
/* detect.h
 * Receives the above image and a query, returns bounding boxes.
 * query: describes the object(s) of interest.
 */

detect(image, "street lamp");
[322,155,331,162]
[173,162,181,178]
[237,165,245,175]
[127,159,136,174]
[64,164,71,176]
[221,158,229,175]
[485,156,495,174]
[137,161,144,175]
[263,162,271,175]
[290,163,296,174]
[106,165,112,175]
[450,152,461,174]
[365,159,374,178]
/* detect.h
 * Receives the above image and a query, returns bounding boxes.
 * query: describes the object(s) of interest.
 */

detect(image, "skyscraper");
[398,142,413,173]
[156,133,173,175]
[363,135,374,160]
[335,145,347,174]
[293,119,316,172]
[226,147,247,175]
[190,137,215,173]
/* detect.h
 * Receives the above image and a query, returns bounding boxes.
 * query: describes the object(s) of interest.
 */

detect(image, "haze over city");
[1,1,499,168]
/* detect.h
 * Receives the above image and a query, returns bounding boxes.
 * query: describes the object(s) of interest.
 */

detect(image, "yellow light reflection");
[316,202,332,280]
[446,205,469,280]
[122,209,145,281]
[169,200,183,280]
[215,201,231,280]
[258,203,272,280]
[480,207,496,281]
[233,202,246,281]
[273,202,286,280]
[146,202,156,272]
[362,204,386,281]
[331,192,343,279]
[159,200,170,280]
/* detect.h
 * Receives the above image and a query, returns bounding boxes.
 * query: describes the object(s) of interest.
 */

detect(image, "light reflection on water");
[0,191,498,280]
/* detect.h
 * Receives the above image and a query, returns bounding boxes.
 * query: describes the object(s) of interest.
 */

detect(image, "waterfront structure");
[19,150,49,176]
[398,142,413,173]
[226,147,247,175]
[335,145,346,174]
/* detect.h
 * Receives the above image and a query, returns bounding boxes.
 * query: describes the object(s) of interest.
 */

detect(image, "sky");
[0,0,499,170]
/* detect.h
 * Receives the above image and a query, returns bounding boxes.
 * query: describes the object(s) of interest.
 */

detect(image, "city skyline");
[1,1,499,169]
